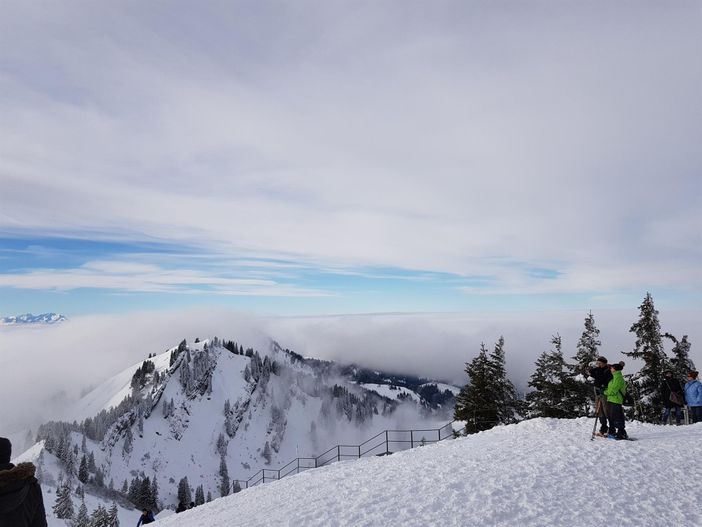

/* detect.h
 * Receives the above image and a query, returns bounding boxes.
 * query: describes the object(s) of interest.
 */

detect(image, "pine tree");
[52,481,74,519]
[74,499,90,527]
[487,336,519,424]
[150,477,159,510]
[177,477,191,505]
[454,343,496,433]
[665,333,695,380]
[89,504,110,527]
[108,502,120,527]
[526,334,583,418]
[219,456,230,497]
[195,484,205,506]
[623,293,668,421]
[570,311,602,416]
[78,455,89,484]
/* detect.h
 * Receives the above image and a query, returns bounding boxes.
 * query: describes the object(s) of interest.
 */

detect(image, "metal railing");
[232,421,456,490]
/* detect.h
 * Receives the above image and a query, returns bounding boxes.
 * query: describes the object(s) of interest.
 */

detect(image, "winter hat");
[611,363,624,371]
[688,371,699,379]
[596,356,608,364]
[0,437,11,465]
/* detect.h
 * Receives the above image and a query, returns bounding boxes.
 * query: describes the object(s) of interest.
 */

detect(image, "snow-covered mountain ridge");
[0,312,67,325]
[23,336,456,523]
[156,418,702,527]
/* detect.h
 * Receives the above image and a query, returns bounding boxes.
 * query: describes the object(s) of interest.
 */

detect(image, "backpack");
[620,387,634,407]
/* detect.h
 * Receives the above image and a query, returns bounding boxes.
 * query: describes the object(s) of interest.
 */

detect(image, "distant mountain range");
[0,312,67,325]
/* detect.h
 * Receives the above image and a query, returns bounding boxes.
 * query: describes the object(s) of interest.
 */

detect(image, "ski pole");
[590,388,602,440]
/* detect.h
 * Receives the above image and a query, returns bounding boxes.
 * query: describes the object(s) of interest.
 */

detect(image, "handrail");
[232,420,457,490]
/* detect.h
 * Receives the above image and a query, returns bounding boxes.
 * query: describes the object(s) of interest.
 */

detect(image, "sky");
[0,1,700,317]
[1,2,701,433]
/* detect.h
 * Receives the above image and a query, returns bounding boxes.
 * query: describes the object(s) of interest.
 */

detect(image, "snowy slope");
[359,382,421,403]
[27,337,450,516]
[154,419,702,527]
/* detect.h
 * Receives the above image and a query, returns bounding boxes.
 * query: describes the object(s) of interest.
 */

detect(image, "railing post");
[358,445,361,459]
[278,470,281,480]
[385,430,389,454]
[337,445,340,462]
[410,430,414,449]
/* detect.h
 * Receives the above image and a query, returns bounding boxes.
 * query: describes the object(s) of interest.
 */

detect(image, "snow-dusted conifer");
[195,484,205,505]
[52,481,74,519]
[78,455,89,484]
[624,292,668,421]
[218,456,230,497]
[177,477,192,505]
[108,502,120,527]
[74,499,89,527]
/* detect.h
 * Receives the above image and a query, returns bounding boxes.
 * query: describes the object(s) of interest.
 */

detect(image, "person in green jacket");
[603,362,628,440]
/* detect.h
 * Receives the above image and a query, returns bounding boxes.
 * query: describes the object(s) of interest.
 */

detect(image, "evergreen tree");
[219,456,230,497]
[261,442,272,465]
[526,334,583,418]
[74,500,90,527]
[87,451,96,473]
[89,504,110,527]
[487,336,519,424]
[206,491,212,502]
[569,311,602,417]
[78,455,89,484]
[108,502,120,527]
[454,343,496,433]
[177,477,191,505]
[195,484,205,506]
[623,293,668,421]
[665,333,695,380]
[150,477,159,510]
[52,481,74,519]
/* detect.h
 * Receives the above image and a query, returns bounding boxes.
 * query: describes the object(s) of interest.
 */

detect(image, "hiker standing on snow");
[603,362,628,440]
[685,371,702,424]
[0,437,47,527]
[661,370,685,425]
[588,356,613,437]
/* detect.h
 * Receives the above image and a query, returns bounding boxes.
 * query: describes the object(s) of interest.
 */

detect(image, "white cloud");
[0,1,700,297]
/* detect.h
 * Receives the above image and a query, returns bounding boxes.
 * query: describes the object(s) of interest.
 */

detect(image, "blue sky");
[1,1,701,318]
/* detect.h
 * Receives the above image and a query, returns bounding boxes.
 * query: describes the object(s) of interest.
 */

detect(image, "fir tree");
[52,481,74,519]
[89,504,110,527]
[195,484,205,506]
[177,477,192,505]
[487,336,519,424]
[454,343,496,433]
[219,456,230,497]
[526,334,583,418]
[78,455,89,484]
[623,293,668,421]
[74,500,90,527]
[665,333,695,380]
[108,502,120,527]
[261,441,272,465]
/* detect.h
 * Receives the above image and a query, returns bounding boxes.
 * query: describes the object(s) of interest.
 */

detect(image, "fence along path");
[233,421,457,489]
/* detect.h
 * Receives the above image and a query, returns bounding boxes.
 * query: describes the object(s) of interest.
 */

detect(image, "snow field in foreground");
[155,418,702,527]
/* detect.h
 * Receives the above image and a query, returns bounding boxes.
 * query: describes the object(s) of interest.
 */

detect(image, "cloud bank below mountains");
[2,308,699,437]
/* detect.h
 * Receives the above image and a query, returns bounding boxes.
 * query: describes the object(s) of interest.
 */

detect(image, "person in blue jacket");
[136,509,155,525]
[685,371,702,423]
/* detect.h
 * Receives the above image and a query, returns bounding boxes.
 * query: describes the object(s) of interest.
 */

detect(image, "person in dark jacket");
[0,437,47,527]
[136,508,155,525]
[661,370,684,425]
[588,356,613,436]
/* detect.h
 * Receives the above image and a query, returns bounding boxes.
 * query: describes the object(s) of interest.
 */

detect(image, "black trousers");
[606,402,626,434]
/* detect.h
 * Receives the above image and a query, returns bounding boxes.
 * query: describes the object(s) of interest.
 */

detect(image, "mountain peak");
[0,312,68,325]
